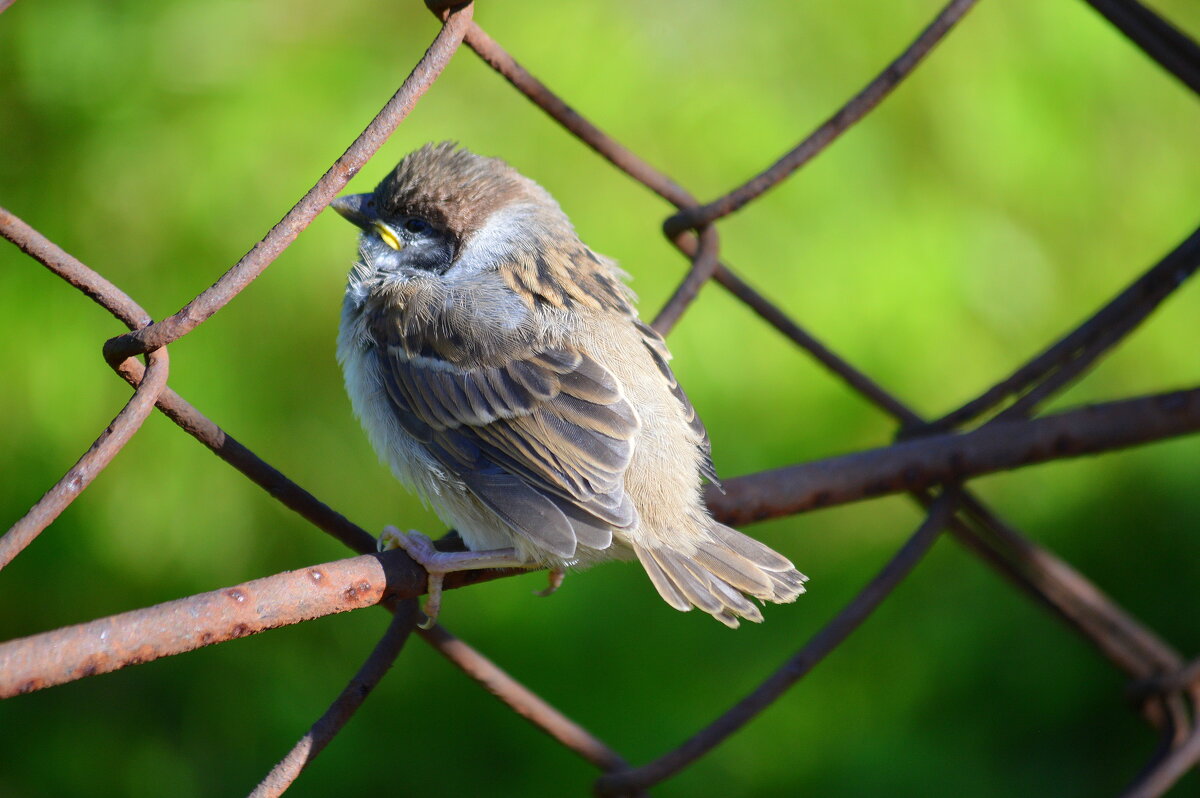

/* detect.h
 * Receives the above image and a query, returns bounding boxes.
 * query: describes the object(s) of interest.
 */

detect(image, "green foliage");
[1,1,1198,795]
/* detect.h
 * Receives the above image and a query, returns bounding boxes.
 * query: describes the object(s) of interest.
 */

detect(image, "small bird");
[332,142,806,628]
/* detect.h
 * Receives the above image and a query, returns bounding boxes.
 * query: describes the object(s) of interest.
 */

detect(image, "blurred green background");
[2,1,1199,795]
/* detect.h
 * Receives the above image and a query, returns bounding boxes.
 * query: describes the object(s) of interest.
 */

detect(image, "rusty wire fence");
[2,0,1199,795]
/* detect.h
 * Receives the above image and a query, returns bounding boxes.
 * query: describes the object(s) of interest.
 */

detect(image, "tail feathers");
[635,547,693,612]
[635,523,807,629]
[768,567,809,598]
[708,522,796,573]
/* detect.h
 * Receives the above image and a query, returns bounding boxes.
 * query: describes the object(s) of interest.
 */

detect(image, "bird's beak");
[331,193,404,251]
[329,193,378,230]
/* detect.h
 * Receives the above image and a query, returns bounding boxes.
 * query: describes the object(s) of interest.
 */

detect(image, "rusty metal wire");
[1082,0,1200,95]
[660,0,980,237]
[249,600,422,798]
[2,1,1199,796]
[596,491,964,795]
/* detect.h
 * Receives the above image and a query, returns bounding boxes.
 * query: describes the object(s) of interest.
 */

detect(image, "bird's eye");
[404,218,431,235]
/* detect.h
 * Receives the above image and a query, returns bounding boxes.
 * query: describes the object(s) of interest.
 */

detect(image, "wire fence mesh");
[1,1,1199,795]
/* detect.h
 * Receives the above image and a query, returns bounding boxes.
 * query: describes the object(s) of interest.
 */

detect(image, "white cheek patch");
[451,203,540,277]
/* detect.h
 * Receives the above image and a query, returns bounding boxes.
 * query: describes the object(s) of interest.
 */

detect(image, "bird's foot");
[379,526,526,629]
[534,568,566,598]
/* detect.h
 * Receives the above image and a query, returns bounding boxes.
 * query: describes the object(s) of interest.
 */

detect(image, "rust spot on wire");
[342,581,372,602]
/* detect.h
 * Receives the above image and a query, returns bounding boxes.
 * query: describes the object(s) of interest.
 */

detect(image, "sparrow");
[332,142,806,628]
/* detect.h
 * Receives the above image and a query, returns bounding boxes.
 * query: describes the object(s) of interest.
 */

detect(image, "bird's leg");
[379,526,530,629]
[534,568,566,597]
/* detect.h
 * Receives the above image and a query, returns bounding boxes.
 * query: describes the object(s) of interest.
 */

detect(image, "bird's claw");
[379,526,446,629]
[534,568,566,598]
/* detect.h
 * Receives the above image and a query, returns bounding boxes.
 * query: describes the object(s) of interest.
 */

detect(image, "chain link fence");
[2,1,1199,795]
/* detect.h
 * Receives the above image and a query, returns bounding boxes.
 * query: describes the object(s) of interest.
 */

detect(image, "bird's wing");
[372,335,639,559]
[633,318,720,487]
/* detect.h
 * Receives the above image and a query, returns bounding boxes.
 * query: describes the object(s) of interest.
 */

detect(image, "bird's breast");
[337,300,451,499]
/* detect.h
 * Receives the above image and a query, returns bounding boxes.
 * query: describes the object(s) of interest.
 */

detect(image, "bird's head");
[333,143,633,321]
[331,142,571,282]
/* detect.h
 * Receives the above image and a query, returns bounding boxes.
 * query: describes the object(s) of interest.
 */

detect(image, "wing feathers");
[377,333,638,556]
[634,320,720,487]
[552,393,638,439]
[557,356,622,404]
[547,494,614,550]
[484,368,530,416]
[460,471,577,558]
[529,349,583,374]
[460,373,495,422]
[507,359,559,399]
